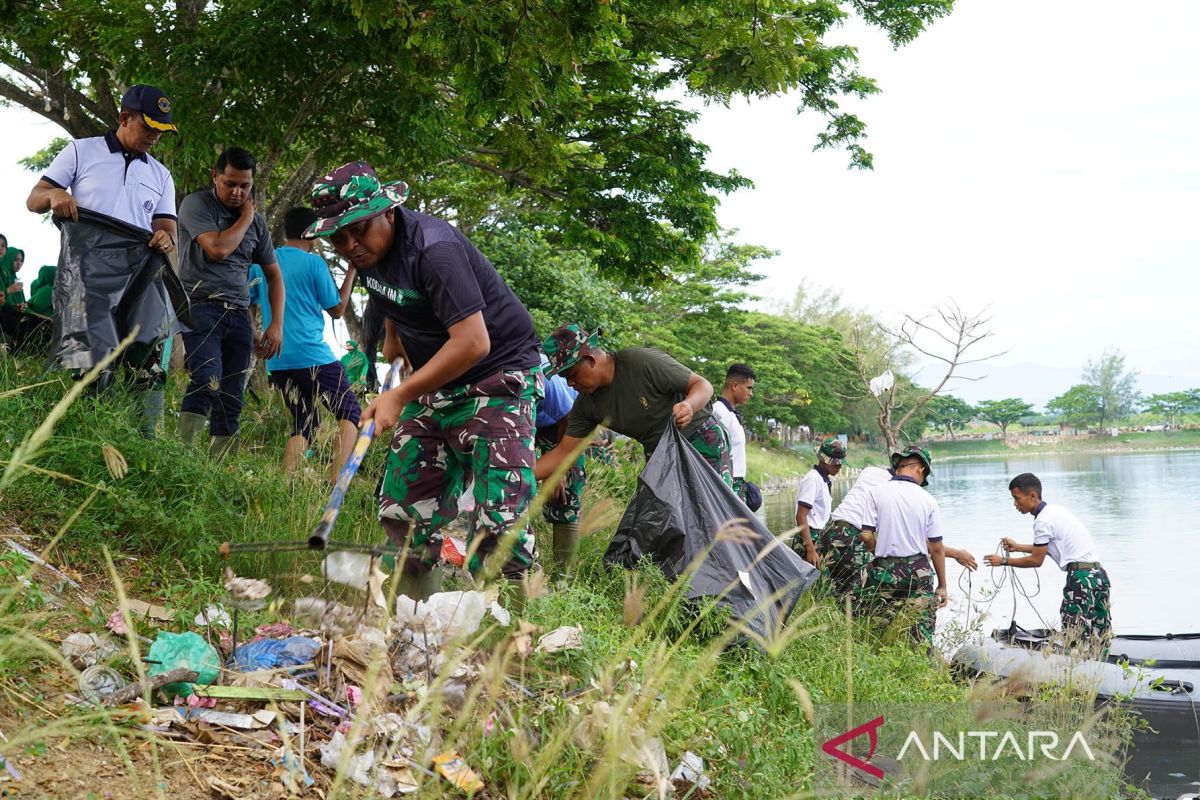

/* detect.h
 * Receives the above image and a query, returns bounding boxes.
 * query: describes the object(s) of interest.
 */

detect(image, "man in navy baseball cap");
[120,84,178,133]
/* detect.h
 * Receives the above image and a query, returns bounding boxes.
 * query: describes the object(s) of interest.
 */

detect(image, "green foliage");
[1047,384,1103,428]
[925,394,975,439]
[1,0,954,282]
[1082,348,1140,429]
[975,398,1034,438]
[16,137,69,172]
[1142,389,1200,427]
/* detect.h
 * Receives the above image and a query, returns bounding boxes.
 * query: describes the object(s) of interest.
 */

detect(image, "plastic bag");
[51,208,192,371]
[392,591,487,649]
[229,636,321,671]
[604,423,817,642]
[147,631,220,698]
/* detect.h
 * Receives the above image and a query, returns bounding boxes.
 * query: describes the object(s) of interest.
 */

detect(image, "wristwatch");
[1001,556,1009,566]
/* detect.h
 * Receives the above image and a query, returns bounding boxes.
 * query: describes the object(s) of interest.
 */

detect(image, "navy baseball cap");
[120,85,178,133]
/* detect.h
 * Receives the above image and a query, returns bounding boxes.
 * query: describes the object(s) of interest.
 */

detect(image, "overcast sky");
[1,0,1196,390]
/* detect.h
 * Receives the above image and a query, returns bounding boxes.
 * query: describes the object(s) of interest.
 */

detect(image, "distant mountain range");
[910,362,1200,411]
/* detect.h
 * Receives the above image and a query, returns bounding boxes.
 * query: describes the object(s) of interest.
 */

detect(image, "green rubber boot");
[551,522,581,579]
[140,389,165,440]
[178,412,207,446]
[209,434,241,460]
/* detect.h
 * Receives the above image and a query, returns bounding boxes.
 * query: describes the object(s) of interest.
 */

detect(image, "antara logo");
[821,716,885,780]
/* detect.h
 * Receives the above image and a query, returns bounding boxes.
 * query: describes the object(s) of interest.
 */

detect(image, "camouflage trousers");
[856,554,937,644]
[816,520,872,598]
[1061,564,1112,638]
[535,427,586,525]
[688,417,733,487]
[378,368,543,577]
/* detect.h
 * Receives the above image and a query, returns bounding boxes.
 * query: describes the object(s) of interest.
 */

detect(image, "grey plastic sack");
[604,422,817,641]
[51,208,191,370]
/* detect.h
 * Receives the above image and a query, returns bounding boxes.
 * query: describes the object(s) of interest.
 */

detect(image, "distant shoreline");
[938,442,1200,462]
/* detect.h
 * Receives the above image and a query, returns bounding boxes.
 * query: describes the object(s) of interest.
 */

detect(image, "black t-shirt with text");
[359,208,540,387]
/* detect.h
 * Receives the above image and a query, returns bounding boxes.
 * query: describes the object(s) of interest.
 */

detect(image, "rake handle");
[308,359,404,550]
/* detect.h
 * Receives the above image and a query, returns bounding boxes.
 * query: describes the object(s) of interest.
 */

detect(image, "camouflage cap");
[818,437,847,464]
[302,161,410,239]
[891,446,933,486]
[542,323,600,377]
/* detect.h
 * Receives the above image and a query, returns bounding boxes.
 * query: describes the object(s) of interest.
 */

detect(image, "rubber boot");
[551,522,581,579]
[140,389,164,440]
[396,566,444,603]
[209,434,241,460]
[178,412,207,446]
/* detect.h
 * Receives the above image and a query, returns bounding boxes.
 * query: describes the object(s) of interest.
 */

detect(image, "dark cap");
[120,85,177,133]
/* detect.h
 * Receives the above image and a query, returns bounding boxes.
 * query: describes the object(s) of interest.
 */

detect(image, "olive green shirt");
[566,347,712,455]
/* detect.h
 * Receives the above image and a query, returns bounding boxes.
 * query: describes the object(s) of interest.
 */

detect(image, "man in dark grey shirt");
[176,146,284,457]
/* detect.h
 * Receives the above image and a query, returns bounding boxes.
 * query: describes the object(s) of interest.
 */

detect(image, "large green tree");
[975,398,1033,440]
[2,0,954,281]
[1082,348,1140,430]
[1046,384,1102,429]
[925,394,974,439]
[1142,390,1199,429]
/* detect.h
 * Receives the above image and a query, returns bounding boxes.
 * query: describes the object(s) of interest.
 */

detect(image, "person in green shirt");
[534,324,732,486]
[0,262,52,353]
[27,265,55,317]
[340,339,370,390]
[0,244,27,306]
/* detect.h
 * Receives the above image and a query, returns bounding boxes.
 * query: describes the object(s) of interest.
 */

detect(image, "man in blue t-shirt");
[302,161,543,600]
[249,208,361,481]
[535,354,586,577]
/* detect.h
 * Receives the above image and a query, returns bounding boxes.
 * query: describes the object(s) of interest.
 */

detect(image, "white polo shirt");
[796,466,833,529]
[711,398,747,479]
[42,131,176,231]
[1031,502,1098,571]
[861,476,943,557]
[832,465,893,529]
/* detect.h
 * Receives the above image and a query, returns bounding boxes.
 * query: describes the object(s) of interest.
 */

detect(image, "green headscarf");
[27,265,56,317]
[0,247,26,305]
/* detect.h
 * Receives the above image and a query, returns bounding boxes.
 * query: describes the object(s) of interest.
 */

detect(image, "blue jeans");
[181,302,254,436]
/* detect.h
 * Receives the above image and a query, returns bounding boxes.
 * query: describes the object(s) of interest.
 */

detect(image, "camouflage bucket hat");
[891,446,933,486]
[818,437,847,464]
[302,161,410,239]
[542,323,600,377]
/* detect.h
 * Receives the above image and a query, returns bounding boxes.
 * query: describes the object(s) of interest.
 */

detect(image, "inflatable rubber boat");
[953,627,1200,714]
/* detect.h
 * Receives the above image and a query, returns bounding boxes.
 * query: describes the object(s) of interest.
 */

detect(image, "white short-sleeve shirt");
[1031,502,1098,571]
[832,465,892,529]
[861,476,943,557]
[711,399,747,479]
[42,132,176,231]
[796,466,833,529]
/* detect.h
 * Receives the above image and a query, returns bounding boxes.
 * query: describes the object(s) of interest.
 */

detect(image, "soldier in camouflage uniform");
[985,472,1112,640]
[303,161,544,599]
[534,324,732,488]
[855,447,948,645]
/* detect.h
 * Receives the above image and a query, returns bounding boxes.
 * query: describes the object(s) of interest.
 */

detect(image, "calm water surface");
[762,449,1200,635]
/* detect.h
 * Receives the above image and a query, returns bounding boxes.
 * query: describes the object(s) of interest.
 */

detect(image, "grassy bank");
[928,429,1200,460]
[0,354,1131,798]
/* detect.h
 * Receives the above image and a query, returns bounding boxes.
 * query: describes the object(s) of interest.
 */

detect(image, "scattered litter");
[223,566,272,610]
[320,731,375,787]
[392,590,487,649]
[193,604,232,628]
[488,601,511,626]
[177,693,218,708]
[147,631,220,697]
[322,550,387,593]
[671,751,712,793]
[5,539,86,596]
[328,634,393,706]
[105,609,128,635]
[433,750,484,793]
[535,625,583,654]
[512,620,542,657]
[294,596,381,637]
[77,665,125,703]
[178,707,277,730]
[104,667,198,707]
[125,598,174,623]
[61,632,119,667]
[252,621,295,640]
[346,685,363,706]
[229,635,320,671]
[440,537,467,567]
[193,685,308,702]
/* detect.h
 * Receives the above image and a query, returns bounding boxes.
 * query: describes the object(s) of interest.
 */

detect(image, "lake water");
[762,449,1200,636]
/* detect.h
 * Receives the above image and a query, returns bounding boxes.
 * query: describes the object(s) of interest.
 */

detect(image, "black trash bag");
[604,422,818,641]
[51,208,192,371]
